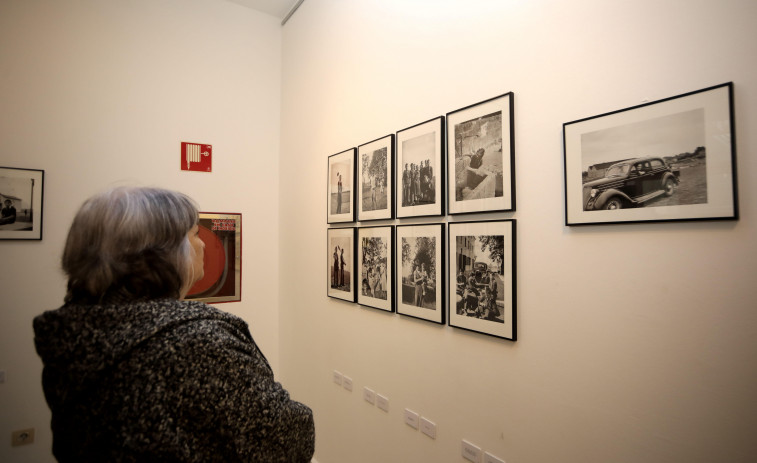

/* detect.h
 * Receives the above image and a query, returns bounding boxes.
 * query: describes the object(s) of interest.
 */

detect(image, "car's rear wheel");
[663,178,676,197]
[604,197,623,210]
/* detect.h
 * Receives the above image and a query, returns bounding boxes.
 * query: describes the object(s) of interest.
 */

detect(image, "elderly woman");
[33,187,314,462]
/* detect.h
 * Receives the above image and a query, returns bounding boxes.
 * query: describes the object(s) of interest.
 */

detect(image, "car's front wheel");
[663,178,676,197]
[604,197,623,210]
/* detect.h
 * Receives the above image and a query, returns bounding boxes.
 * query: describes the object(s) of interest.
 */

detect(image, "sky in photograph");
[0,176,32,204]
[329,160,351,190]
[402,131,435,165]
[581,108,705,171]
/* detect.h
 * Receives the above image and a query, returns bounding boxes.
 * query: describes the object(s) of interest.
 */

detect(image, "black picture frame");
[327,148,357,224]
[0,166,44,240]
[446,93,515,214]
[356,226,394,312]
[448,219,516,341]
[396,223,445,325]
[327,227,356,302]
[563,82,737,226]
[357,135,394,221]
[395,116,445,218]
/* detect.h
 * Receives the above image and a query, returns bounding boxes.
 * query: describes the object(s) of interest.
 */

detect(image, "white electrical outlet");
[342,375,353,391]
[376,393,389,412]
[462,439,482,463]
[404,408,419,429]
[332,370,343,385]
[363,387,376,405]
[484,451,506,463]
[420,417,436,439]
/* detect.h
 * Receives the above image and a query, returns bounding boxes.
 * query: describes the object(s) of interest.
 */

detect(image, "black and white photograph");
[327,227,355,302]
[358,135,394,221]
[357,226,394,312]
[396,224,445,324]
[447,93,515,214]
[327,149,356,223]
[396,117,444,218]
[0,167,44,240]
[564,82,737,225]
[448,220,515,340]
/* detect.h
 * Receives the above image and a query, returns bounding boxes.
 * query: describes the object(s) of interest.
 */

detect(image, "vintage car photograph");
[582,156,681,210]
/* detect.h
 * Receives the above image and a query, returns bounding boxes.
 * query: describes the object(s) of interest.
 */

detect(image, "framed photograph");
[564,82,737,226]
[396,224,445,324]
[327,227,356,302]
[0,167,44,240]
[396,117,445,218]
[185,212,241,303]
[448,220,516,340]
[357,226,394,312]
[358,135,394,221]
[447,93,515,214]
[327,148,356,223]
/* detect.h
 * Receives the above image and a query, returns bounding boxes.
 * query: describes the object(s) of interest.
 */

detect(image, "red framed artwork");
[185,212,241,303]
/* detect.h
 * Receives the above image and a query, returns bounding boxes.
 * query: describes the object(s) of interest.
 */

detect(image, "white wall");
[0,1,281,461]
[279,1,757,462]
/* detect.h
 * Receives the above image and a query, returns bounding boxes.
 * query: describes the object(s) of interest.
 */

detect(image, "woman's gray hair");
[62,186,199,303]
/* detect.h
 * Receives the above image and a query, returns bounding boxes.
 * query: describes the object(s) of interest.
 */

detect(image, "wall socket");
[11,428,35,446]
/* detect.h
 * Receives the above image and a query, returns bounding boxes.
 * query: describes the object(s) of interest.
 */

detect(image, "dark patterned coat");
[33,299,315,462]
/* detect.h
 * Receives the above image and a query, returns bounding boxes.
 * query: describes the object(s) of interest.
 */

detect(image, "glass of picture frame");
[448,219,516,340]
[446,93,515,215]
[395,117,445,218]
[185,212,242,304]
[357,135,394,221]
[395,223,445,324]
[563,82,737,226]
[356,226,394,312]
[327,227,356,302]
[327,148,356,223]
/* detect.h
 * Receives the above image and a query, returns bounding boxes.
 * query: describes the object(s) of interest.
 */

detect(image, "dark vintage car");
[583,157,680,210]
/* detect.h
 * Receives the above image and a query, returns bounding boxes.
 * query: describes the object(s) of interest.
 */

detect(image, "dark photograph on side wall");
[358,134,394,221]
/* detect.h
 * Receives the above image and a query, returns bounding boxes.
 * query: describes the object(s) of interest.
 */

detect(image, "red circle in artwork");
[187,225,225,296]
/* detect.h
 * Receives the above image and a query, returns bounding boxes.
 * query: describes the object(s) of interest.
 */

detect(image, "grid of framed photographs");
[323,95,518,338]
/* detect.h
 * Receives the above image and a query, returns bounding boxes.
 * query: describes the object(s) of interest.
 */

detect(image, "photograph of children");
[327,149,355,223]
[396,117,444,218]
[447,93,514,215]
[327,227,355,302]
[396,224,444,324]
[0,167,43,240]
[358,135,393,221]
[357,226,393,312]
[448,220,515,340]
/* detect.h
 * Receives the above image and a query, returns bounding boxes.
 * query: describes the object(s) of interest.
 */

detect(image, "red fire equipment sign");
[181,142,212,172]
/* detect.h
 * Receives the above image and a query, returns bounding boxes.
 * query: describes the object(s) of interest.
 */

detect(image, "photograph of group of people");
[454,234,505,323]
[400,133,436,208]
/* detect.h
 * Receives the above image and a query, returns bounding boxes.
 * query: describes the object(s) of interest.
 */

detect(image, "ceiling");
[224,0,301,20]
